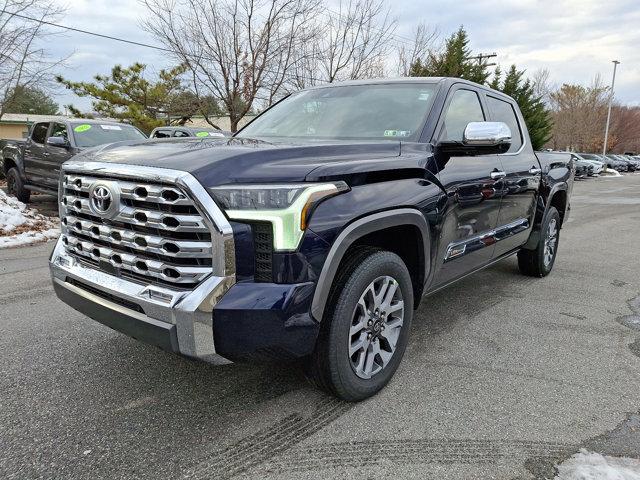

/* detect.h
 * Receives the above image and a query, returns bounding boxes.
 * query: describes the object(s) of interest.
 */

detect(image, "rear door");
[432,86,504,286]
[44,122,73,190]
[23,122,50,187]
[486,94,541,256]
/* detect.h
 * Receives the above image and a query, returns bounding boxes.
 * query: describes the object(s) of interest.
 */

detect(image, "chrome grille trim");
[59,161,235,289]
[62,194,209,232]
[62,214,212,257]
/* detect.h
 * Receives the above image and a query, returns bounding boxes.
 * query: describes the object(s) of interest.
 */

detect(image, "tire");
[306,248,414,401]
[6,167,30,203]
[517,206,560,277]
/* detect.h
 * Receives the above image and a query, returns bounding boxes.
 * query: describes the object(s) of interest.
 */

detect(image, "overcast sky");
[43,0,640,111]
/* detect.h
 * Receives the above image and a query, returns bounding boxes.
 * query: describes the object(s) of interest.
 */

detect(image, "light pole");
[602,60,620,157]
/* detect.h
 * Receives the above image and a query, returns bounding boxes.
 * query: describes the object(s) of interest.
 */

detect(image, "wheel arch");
[310,209,430,322]
[523,183,568,250]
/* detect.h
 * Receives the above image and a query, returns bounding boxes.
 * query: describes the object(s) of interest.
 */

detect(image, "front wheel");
[518,206,560,277]
[306,248,413,401]
[6,167,30,203]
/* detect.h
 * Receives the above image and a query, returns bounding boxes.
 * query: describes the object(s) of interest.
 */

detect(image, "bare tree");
[395,23,439,76]
[142,0,321,132]
[530,68,553,106]
[292,0,398,87]
[0,0,66,119]
[548,76,609,151]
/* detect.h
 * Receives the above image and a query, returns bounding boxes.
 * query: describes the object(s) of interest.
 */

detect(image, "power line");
[0,9,175,53]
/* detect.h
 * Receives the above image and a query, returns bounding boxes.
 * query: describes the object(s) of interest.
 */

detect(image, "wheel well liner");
[310,209,430,322]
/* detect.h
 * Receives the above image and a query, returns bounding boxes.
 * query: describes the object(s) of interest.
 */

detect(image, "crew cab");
[2,119,146,202]
[49,78,574,401]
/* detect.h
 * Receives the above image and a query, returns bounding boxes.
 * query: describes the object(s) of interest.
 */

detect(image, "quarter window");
[487,96,523,153]
[441,89,485,142]
[31,123,49,144]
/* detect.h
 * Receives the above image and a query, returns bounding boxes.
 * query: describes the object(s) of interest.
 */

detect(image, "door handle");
[529,167,542,175]
[490,170,506,180]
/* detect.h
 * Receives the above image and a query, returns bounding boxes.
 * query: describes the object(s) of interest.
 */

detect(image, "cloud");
[41,0,640,109]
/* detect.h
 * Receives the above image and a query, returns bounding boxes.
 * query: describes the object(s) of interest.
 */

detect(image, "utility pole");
[465,52,498,68]
[602,60,620,157]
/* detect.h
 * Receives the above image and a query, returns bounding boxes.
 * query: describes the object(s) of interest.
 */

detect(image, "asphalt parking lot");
[1,174,640,480]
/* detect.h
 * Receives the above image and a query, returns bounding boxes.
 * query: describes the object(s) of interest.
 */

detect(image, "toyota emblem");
[92,186,112,213]
[88,181,120,218]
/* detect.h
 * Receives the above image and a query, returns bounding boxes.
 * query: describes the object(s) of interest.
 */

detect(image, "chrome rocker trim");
[444,218,530,262]
[49,162,236,363]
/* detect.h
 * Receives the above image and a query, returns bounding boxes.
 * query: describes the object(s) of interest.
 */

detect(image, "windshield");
[580,154,603,161]
[71,123,147,148]
[238,83,438,142]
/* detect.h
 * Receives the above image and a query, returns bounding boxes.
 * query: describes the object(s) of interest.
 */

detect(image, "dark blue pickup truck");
[49,78,574,401]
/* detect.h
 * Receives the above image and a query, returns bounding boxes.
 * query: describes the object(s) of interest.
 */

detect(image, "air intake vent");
[251,222,273,282]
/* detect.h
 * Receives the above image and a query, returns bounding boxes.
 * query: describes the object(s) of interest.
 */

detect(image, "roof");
[304,77,515,102]
[0,113,67,124]
[0,113,121,125]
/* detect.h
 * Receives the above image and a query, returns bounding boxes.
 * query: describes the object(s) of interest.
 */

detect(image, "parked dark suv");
[49,78,574,401]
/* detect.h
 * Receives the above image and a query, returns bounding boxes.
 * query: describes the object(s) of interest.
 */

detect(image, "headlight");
[209,182,349,250]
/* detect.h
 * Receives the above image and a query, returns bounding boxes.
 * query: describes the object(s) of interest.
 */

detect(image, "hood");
[72,137,402,186]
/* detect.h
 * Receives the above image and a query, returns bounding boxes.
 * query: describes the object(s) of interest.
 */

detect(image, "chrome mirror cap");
[463,121,512,147]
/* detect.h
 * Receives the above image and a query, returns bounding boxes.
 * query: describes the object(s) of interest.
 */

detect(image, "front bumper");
[50,239,234,363]
[50,238,321,362]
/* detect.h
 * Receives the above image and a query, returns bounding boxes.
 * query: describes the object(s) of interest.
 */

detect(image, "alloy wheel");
[543,218,558,268]
[348,276,404,379]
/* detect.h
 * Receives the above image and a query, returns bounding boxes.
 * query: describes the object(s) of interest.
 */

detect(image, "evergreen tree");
[409,27,490,84]
[492,65,553,150]
[409,26,553,150]
[56,63,194,133]
[4,86,59,115]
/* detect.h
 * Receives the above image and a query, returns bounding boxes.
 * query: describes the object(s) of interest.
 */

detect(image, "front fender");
[310,208,430,322]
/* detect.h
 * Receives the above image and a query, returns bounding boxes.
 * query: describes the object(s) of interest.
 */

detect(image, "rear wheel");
[518,206,560,277]
[6,167,30,203]
[306,248,413,401]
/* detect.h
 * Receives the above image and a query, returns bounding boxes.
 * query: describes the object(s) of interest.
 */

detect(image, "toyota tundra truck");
[49,78,574,401]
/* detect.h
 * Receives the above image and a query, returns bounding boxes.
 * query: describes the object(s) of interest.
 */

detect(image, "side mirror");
[46,136,70,148]
[437,121,512,156]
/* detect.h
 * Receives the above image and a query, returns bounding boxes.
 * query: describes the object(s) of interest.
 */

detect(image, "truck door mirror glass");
[46,136,70,148]
[437,121,512,156]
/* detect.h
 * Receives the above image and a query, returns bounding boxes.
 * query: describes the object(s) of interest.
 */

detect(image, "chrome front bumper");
[50,239,234,363]
[50,161,237,364]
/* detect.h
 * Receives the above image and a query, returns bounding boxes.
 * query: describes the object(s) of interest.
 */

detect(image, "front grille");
[60,173,214,290]
[251,222,273,282]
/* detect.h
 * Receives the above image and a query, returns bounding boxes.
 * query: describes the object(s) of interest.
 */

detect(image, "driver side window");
[441,89,485,142]
[49,123,68,141]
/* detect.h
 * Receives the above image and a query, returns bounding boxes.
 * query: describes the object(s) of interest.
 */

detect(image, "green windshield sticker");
[195,131,209,137]
[74,124,92,133]
[384,130,398,137]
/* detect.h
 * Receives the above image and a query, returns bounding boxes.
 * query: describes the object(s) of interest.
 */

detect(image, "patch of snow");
[0,190,59,249]
[556,449,640,480]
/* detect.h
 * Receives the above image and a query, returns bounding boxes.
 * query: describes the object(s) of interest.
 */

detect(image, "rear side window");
[153,129,172,138]
[173,130,190,137]
[487,96,523,153]
[441,89,485,142]
[31,123,49,144]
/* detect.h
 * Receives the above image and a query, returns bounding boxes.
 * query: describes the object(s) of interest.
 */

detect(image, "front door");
[432,87,504,286]
[44,122,74,191]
